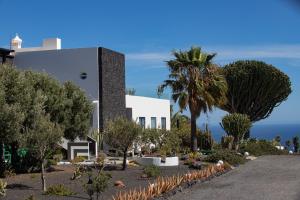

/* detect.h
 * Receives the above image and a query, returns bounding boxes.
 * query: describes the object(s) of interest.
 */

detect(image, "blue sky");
[1,0,300,125]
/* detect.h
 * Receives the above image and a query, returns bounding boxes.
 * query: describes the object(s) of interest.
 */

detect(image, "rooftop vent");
[43,38,61,50]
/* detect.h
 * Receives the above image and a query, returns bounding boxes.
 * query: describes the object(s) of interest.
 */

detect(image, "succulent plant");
[112,163,229,200]
[0,179,7,197]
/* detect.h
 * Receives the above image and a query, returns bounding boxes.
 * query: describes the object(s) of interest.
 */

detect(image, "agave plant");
[0,179,7,197]
[112,163,229,200]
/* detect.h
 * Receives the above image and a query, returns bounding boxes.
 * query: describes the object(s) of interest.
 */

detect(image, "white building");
[126,95,170,130]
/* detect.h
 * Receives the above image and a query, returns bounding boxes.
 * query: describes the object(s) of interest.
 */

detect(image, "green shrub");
[187,152,202,160]
[0,179,7,197]
[47,159,57,166]
[53,154,63,162]
[92,171,111,200]
[96,153,107,167]
[240,140,288,156]
[204,149,246,166]
[24,195,37,200]
[198,124,214,150]
[71,156,86,164]
[3,168,16,178]
[144,165,161,178]
[45,184,76,196]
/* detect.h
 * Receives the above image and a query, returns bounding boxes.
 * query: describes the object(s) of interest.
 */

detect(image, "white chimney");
[11,34,22,49]
[42,38,61,50]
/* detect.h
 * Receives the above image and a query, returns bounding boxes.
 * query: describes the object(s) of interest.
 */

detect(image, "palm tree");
[158,46,227,152]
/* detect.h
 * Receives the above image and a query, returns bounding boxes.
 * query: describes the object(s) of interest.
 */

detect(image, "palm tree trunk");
[190,114,198,152]
[41,159,46,192]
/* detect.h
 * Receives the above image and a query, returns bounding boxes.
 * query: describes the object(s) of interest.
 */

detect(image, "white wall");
[126,95,171,130]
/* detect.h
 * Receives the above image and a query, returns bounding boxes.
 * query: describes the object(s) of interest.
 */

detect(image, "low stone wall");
[134,156,179,166]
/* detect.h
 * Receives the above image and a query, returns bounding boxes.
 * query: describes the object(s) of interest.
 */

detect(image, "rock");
[216,160,224,166]
[114,180,125,188]
[246,156,257,160]
[141,173,148,178]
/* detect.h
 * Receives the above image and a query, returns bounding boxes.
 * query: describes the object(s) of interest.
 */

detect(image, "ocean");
[200,124,300,144]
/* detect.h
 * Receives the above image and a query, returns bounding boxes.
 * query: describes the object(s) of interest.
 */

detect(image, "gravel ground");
[168,155,300,200]
[2,162,191,200]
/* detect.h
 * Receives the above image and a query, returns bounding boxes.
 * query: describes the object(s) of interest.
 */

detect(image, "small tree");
[104,117,142,170]
[25,93,63,191]
[220,113,252,150]
[293,136,299,153]
[93,171,111,200]
[159,129,181,157]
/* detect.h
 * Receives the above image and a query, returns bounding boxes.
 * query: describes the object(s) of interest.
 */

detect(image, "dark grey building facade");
[13,47,126,131]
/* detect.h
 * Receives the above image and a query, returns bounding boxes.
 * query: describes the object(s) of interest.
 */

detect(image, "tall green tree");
[158,46,227,152]
[24,92,63,191]
[62,81,93,140]
[0,64,93,173]
[222,61,291,132]
[104,117,141,170]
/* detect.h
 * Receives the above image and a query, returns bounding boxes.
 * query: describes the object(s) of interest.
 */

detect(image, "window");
[139,117,146,129]
[161,117,166,129]
[151,117,157,129]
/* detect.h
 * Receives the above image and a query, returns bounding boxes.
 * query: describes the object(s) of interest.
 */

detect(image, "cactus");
[221,113,252,150]
[0,179,7,197]
[198,124,214,150]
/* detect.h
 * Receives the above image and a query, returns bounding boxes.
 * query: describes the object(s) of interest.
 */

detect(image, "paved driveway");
[169,155,300,200]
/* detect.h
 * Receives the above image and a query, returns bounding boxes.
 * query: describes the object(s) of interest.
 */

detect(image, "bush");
[47,159,57,166]
[24,195,37,200]
[198,124,214,150]
[240,140,288,156]
[96,153,106,167]
[204,149,246,166]
[143,165,161,178]
[71,156,86,164]
[0,179,7,197]
[92,171,111,200]
[45,184,76,196]
[3,168,16,178]
[53,154,63,163]
[187,152,202,160]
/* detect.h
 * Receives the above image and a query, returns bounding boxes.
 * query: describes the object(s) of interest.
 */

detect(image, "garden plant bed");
[3,162,193,200]
[153,167,232,200]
